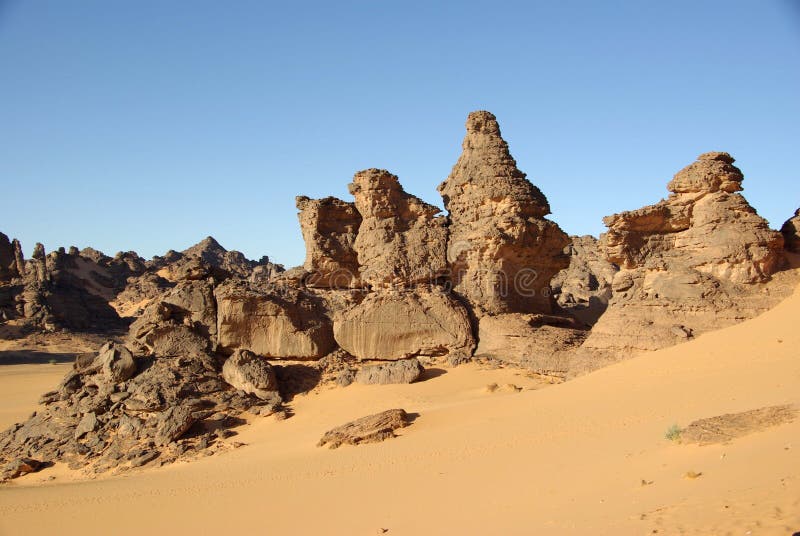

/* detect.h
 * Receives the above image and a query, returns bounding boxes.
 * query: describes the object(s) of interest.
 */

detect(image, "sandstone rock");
[601,152,783,284]
[296,196,361,288]
[215,280,335,359]
[74,412,98,439]
[0,232,22,282]
[222,349,279,400]
[781,208,800,254]
[333,287,475,361]
[2,458,43,480]
[349,168,447,287]
[576,152,792,372]
[355,358,424,385]
[317,408,410,449]
[551,236,618,326]
[97,342,137,383]
[154,406,196,446]
[438,111,569,315]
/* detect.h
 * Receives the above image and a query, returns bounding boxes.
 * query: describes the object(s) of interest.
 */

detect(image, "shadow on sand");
[0,350,78,366]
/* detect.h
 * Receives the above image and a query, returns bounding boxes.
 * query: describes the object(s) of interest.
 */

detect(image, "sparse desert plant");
[48,359,57,365]
[665,424,682,442]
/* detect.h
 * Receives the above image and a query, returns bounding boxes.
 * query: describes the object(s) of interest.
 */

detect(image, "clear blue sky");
[2,1,798,267]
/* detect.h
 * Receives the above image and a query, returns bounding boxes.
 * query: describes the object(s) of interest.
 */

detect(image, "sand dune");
[1,284,799,535]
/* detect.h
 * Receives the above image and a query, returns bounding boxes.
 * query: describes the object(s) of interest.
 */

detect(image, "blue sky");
[1,1,798,267]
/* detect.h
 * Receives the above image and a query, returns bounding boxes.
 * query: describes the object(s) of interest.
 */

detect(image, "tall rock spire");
[438,111,569,314]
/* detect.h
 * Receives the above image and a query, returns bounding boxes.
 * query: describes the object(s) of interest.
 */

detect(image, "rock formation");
[576,152,791,372]
[349,168,447,288]
[551,236,619,326]
[215,280,336,359]
[601,152,783,284]
[782,208,800,254]
[438,111,569,315]
[295,196,361,288]
[0,232,23,282]
[0,339,283,479]
[333,287,474,362]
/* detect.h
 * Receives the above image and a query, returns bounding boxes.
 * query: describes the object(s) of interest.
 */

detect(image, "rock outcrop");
[601,152,783,284]
[295,196,361,288]
[0,232,23,282]
[551,236,619,326]
[0,338,282,479]
[215,280,336,359]
[782,208,800,254]
[349,168,448,288]
[333,287,474,361]
[576,152,791,371]
[438,111,569,315]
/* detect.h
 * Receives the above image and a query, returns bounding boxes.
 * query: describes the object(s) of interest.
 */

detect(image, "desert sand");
[1,282,798,535]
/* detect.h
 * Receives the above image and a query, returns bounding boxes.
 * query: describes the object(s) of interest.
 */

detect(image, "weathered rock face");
[576,152,792,372]
[782,208,800,254]
[128,279,217,358]
[551,236,619,326]
[438,111,569,315]
[215,280,336,359]
[349,168,447,288]
[601,152,784,284]
[295,196,362,288]
[0,232,23,282]
[333,287,475,361]
[474,313,588,379]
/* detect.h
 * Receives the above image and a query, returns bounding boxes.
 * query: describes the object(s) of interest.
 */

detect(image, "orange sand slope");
[1,285,799,535]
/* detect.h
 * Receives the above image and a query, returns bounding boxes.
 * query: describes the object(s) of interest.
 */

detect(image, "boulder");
[222,349,280,400]
[438,111,569,315]
[154,406,196,446]
[333,287,475,361]
[296,196,362,288]
[96,342,137,383]
[355,358,424,385]
[349,168,448,287]
[781,208,800,254]
[215,280,335,359]
[2,458,43,480]
[317,408,410,449]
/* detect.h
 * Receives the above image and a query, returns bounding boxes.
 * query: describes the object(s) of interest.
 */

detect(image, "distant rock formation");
[438,111,569,315]
[295,196,361,288]
[577,152,790,371]
[782,208,800,254]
